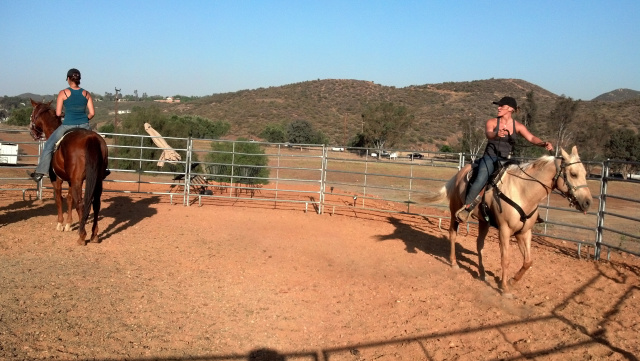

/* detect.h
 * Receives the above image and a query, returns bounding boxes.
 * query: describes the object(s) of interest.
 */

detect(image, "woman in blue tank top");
[455,96,554,223]
[29,68,96,181]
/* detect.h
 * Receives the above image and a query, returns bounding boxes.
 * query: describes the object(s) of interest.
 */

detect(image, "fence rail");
[1,128,638,260]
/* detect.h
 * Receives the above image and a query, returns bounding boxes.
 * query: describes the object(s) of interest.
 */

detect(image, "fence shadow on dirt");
[0,199,59,229]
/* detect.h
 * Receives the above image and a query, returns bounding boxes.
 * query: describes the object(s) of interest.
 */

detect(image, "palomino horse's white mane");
[514,155,556,173]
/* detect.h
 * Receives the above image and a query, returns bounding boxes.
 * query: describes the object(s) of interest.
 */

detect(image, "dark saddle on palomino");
[469,158,543,232]
[466,157,537,230]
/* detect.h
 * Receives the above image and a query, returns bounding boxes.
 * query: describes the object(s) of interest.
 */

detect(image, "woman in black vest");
[456,96,553,223]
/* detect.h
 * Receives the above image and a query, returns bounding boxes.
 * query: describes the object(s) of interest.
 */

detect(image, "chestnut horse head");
[424,146,592,296]
[29,99,61,141]
[29,99,109,246]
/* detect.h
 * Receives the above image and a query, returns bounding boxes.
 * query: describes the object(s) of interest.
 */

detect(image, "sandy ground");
[1,187,639,361]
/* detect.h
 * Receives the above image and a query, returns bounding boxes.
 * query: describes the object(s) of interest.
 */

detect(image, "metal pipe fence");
[1,128,638,260]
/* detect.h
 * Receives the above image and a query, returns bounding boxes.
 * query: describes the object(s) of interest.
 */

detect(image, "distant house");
[154,97,181,103]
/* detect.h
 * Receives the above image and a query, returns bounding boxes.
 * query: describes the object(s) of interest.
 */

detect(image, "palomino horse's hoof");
[56,223,64,232]
[64,224,72,232]
[501,292,514,299]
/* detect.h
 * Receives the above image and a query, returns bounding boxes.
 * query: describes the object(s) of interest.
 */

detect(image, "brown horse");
[29,99,109,245]
[425,146,592,296]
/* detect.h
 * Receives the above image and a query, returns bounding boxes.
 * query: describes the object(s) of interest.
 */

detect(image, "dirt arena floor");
[1,185,639,361]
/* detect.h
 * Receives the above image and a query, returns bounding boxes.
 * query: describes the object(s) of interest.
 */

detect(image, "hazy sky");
[2,0,638,100]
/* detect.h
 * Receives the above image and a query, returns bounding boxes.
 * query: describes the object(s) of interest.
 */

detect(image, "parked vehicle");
[408,152,424,159]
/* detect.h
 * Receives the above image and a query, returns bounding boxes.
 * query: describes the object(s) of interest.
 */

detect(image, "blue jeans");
[35,123,91,174]
[464,154,499,205]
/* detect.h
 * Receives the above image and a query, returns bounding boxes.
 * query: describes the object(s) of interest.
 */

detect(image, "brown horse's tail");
[421,174,456,204]
[80,135,104,228]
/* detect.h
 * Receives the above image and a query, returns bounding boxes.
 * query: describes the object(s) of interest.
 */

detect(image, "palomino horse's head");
[553,146,593,213]
[29,99,61,141]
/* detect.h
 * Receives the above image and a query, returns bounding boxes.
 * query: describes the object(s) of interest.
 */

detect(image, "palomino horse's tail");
[421,174,457,204]
[80,135,104,230]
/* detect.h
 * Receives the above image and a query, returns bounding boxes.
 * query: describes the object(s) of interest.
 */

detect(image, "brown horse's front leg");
[64,191,73,232]
[498,227,512,297]
[53,180,65,232]
[69,183,86,246]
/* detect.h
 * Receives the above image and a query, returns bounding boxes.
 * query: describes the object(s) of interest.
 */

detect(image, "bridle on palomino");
[552,158,590,209]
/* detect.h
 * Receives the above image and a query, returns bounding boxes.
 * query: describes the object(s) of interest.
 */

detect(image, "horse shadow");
[376,216,480,279]
[98,196,160,240]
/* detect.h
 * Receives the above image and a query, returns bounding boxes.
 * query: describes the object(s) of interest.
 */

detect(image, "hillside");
[164,78,560,149]
[6,79,639,152]
[592,88,640,102]
[165,78,638,150]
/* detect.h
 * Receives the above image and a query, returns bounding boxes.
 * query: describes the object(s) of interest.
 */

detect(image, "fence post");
[595,161,608,260]
[319,145,327,214]
[185,137,193,206]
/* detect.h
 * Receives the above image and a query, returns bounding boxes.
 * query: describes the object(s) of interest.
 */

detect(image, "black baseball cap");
[66,68,81,79]
[492,96,517,109]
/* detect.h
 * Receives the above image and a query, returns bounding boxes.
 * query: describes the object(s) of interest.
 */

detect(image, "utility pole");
[113,87,121,169]
[114,87,121,129]
[343,113,347,146]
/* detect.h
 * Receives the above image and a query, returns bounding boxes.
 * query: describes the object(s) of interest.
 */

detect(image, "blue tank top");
[62,87,89,125]
[484,117,517,158]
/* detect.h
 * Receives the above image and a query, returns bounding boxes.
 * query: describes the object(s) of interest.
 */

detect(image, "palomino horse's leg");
[498,227,513,296]
[69,182,87,245]
[53,180,66,232]
[510,230,533,285]
[476,221,490,282]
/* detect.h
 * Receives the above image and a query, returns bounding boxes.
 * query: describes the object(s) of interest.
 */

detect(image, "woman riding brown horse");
[29,99,109,245]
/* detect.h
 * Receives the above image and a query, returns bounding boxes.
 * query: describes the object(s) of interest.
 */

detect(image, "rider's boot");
[455,196,481,223]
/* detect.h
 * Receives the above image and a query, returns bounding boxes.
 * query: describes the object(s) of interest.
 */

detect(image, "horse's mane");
[515,155,556,173]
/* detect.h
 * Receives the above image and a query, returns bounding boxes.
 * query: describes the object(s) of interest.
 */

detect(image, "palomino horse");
[425,146,592,296]
[29,99,109,245]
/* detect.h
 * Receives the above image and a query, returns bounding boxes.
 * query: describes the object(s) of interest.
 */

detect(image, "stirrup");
[27,170,44,182]
[455,206,472,223]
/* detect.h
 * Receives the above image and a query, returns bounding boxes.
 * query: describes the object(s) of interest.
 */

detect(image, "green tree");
[458,115,486,160]
[549,96,579,156]
[361,102,414,150]
[574,113,611,162]
[521,91,538,130]
[604,128,640,178]
[260,123,287,143]
[286,119,326,144]
[204,140,270,185]
[6,106,33,126]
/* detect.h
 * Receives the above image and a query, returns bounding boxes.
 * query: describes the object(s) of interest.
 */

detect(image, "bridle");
[552,158,589,208]
[29,104,49,141]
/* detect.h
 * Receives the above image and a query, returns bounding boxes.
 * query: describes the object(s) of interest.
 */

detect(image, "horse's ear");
[30,98,37,107]
[560,147,570,160]
[46,100,53,107]
[571,145,578,157]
